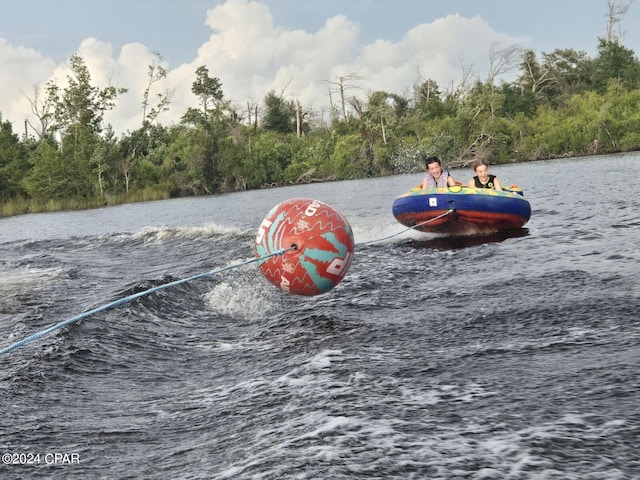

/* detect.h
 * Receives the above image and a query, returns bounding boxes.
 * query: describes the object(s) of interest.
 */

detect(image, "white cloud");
[0,0,525,137]
[0,38,57,134]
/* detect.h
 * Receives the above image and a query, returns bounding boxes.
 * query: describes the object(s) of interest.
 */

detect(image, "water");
[1,154,639,479]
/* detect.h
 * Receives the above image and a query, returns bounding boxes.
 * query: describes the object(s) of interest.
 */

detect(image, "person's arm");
[447,174,457,186]
[468,178,475,188]
[493,177,502,191]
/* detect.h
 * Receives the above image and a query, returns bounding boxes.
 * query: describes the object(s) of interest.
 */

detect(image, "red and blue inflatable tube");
[392,185,531,235]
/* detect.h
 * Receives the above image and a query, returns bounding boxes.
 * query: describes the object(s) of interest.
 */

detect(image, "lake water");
[1,153,639,479]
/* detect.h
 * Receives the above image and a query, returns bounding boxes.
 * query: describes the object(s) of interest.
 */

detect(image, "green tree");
[0,114,29,200]
[44,54,127,199]
[141,52,174,127]
[188,65,224,122]
[180,65,236,192]
[592,38,640,92]
[262,91,296,134]
[22,140,67,201]
[159,126,211,196]
[414,79,448,119]
[282,132,335,183]
[47,54,127,137]
[515,49,554,111]
[90,128,120,198]
[545,49,594,97]
[358,91,409,175]
[329,133,367,179]
[215,129,298,190]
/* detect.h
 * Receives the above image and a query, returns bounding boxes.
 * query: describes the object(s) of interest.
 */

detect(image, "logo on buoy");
[255,198,355,296]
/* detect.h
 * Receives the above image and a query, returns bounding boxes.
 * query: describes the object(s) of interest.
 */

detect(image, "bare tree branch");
[606,0,634,42]
[327,74,361,120]
[488,42,524,92]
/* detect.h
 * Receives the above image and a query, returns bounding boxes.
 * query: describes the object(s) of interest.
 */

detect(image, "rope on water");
[0,247,293,356]
[356,208,454,246]
[1,209,454,356]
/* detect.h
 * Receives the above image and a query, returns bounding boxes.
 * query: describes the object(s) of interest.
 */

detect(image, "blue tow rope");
[0,248,291,356]
[1,210,454,356]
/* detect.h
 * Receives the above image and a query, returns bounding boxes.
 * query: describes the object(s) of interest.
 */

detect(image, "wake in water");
[1,155,639,479]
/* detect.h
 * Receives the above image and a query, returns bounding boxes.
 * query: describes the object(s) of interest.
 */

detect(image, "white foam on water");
[204,280,270,320]
[0,266,63,295]
[307,349,344,369]
[273,350,346,392]
[201,340,634,479]
[213,341,247,352]
[297,415,351,439]
[128,223,249,244]
[351,220,428,246]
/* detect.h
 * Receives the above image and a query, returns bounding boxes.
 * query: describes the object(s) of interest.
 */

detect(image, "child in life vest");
[468,158,502,190]
[421,156,458,189]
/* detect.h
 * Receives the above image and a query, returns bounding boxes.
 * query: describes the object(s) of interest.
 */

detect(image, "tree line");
[1,8,640,216]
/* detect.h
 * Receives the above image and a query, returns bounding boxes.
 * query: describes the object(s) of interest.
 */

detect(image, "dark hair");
[423,155,441,167]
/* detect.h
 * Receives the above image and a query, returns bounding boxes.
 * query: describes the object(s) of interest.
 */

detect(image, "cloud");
[0,0,525,136]
[0,38,57,134]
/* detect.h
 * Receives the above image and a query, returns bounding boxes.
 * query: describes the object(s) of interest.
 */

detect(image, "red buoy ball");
[255,198,354,296]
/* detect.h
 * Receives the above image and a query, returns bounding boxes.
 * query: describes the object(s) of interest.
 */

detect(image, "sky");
[1,0,639,136]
